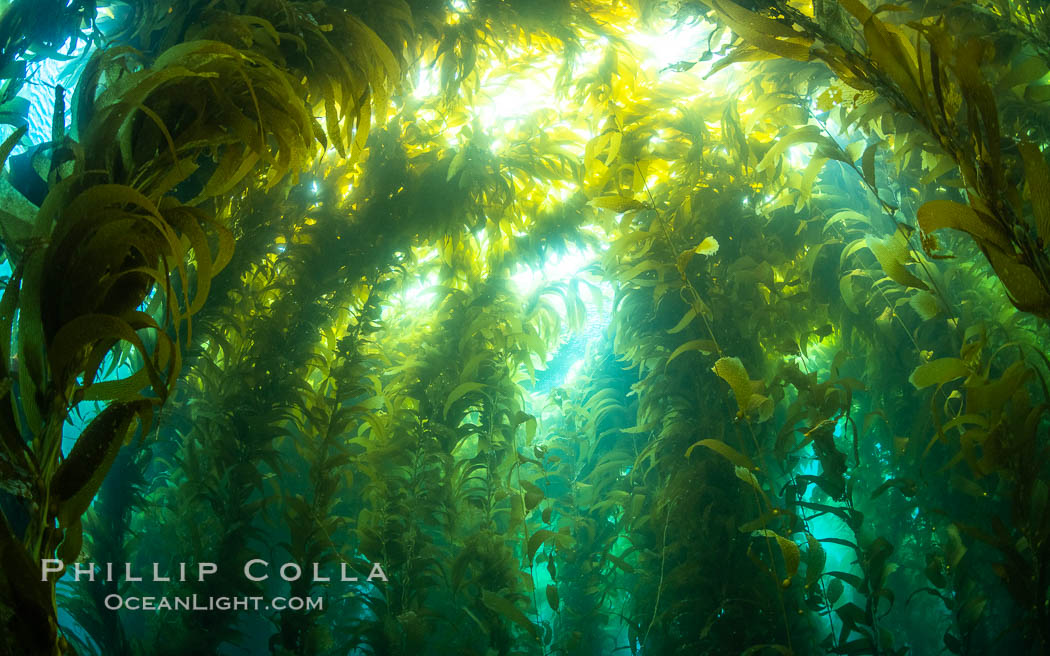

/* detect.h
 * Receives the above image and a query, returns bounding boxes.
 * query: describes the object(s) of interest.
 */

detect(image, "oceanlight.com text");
[103,594,324,612]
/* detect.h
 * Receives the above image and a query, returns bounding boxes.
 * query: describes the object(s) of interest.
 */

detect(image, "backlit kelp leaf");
[443,381,487,418]
[480,590,538,640]
[707,0,813,62]
[984,247,1050,316]
[861,15,924,111]
[161,202,234,318]
[752,529,801,583]
[712,356,755,415]
[588,195,646,213]
[909,357,969,389]
[695,236,719,256]
[194,145,260,203]
[756,125,824,172]
[1018,142,1050,246]
[865,228,928,290]
[839,271,863,314]
[747,393,774,423]
[667,307,697,334]
[916,200,1012,252]
[666,339,717,366]
[798,155,827,209]
[706,44,779,78]
[735,465,770,506]
[685,438,756,470]
[908,290,942,320]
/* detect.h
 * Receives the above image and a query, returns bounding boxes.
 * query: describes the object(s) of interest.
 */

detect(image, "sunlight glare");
[625,18,711,73]
[511,246,595,298]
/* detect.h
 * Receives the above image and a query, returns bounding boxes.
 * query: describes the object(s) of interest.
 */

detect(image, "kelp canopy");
[0,0,1049,654]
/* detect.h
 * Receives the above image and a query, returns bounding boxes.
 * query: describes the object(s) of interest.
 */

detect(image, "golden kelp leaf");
[444,382,487,418]
[667,307,697,334]
[708,0,813,62]
[712,356,755,414]
[747,394,775,423]
[589,195,646,213]
[695,236,719,256]
[735,466,769,504]
[195,146,260,203]
[909,357,970,389]
[916,200,1012,252]
[447,148,468,181]
[756,125,823,172]
[685,438,756,470]
[752,529,801,582]
[839,271,862,314]
[799,156,828,208]
[1018,142,1050,245]
[676,247,696,273]
[480,591,539,640]
[666,339,717,366]
[866,229,928,290]
[706,45,779,78]
[908,290,942,320]
[984,247,1050,315]
[861,15,924,110]
[919,154,958,186]
[583,130,621,191]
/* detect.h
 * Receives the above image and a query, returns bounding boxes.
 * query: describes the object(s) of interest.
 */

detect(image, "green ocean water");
[1,1,1050,655]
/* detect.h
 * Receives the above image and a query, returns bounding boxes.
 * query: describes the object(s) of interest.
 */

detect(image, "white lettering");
[41,559,63,582]
[244,559,269,581]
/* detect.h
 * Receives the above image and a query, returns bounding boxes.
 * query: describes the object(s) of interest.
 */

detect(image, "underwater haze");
[1,0,1050,654]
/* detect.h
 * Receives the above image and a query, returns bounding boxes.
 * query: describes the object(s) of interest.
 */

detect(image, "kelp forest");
[1,0,1049,654]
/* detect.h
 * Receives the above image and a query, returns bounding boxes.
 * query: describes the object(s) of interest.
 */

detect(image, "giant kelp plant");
[0,0,1049,654]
